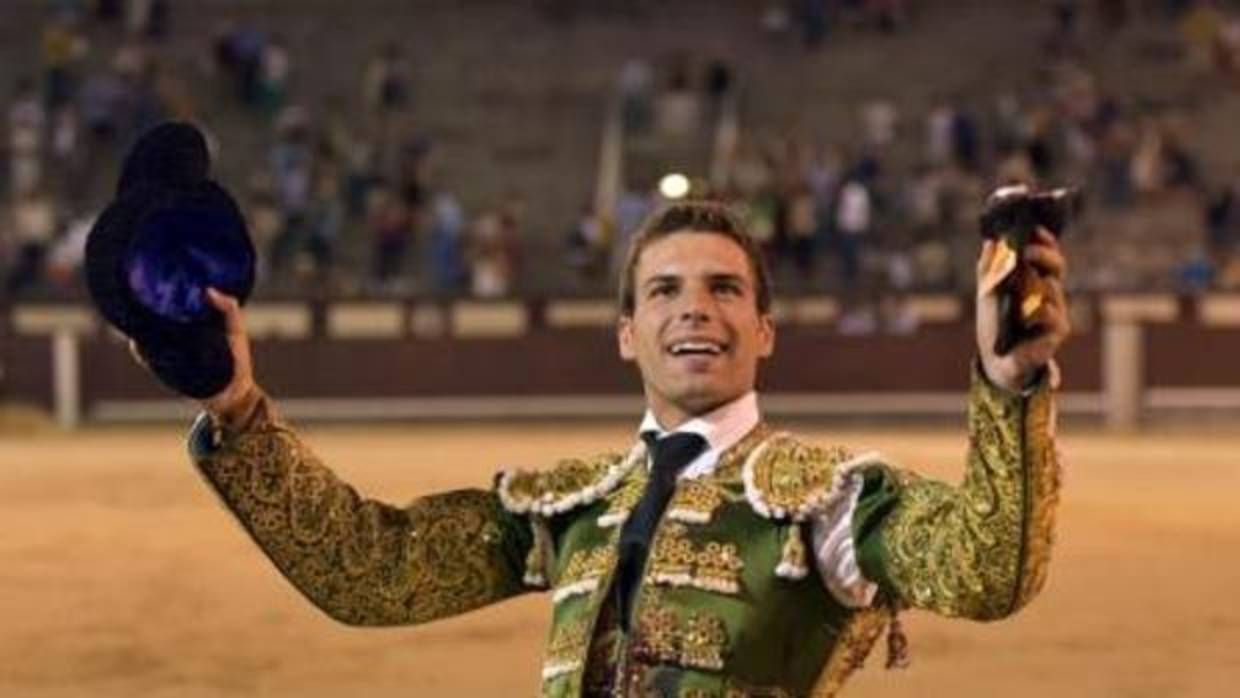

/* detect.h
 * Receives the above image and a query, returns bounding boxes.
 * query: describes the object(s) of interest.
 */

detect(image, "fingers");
[127,339,149,371]
[1025,228,1067,280]
[1032,284,1071,338]
[976,239,996,276]
[206,288,244,337]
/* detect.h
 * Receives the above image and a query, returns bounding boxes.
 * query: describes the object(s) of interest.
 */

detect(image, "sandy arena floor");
[1,419,1237,697]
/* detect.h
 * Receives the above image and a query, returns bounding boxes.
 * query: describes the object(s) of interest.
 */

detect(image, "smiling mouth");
[667,340,728,357]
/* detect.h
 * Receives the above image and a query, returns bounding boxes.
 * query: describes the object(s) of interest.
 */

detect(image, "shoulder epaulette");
[741,432,883,521]
[497,442,645,517]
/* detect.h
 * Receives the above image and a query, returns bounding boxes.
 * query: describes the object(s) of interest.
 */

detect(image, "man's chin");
[667,384,743,417]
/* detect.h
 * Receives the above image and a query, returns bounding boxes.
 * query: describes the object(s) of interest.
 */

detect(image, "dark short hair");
[618,200,772,316]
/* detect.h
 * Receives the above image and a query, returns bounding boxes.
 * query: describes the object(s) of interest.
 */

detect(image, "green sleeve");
[854,363,1061,621]
[186,399,534,626]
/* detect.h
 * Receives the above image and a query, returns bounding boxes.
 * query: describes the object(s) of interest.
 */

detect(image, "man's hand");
[199,288,259,420]
[128,288,260,422]
[976,228,1071,392]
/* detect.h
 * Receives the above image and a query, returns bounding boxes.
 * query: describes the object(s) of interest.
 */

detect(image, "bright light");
[659,173,691,200]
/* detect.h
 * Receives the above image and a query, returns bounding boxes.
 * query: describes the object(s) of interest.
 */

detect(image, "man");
[179,200,1068,697]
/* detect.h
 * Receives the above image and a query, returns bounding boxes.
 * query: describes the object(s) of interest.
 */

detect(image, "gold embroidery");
[552,546,616,603]
[681,612,728,671]
[742,435,855,521]
[498,445,642,517]
[523,517,553,588]
[1016,386,1061,610]
[194,418,528,626]
[542,619,589,680]
[808,607,890,697]
[634,607,731,672]
[598,473,646,528]
[647,536,744,595]
[636,606,680,664]
[774,523,809,579]
[667,479,725,524]
[878,366,1060,620]
[712,423,773,481]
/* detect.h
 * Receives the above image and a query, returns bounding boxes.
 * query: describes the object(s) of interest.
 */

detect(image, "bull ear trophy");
[978,185,1082,356]
[85,122,257,399]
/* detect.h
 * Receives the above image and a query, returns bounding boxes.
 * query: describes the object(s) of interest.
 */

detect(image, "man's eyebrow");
[643,274,682,287]
[706,273,749,286]
[642,272,749,287]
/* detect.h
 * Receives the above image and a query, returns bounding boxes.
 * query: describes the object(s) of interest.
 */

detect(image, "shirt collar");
[637,391,760,479]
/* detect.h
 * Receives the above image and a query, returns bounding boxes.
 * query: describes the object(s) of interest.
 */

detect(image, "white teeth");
[670,341,723,356]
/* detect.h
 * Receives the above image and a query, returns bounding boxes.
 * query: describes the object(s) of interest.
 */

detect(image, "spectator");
[797,0,830,49]
[497,191,527,288]
[44,212,93,290]
[834,177,873,289]
[79,68,125,142]
[428,190,467,294]
[304,169,344,281]
[368,185,413,290]
[861,99,898,149]
[244,170,283,281]
[869,0,907,33]
[468,212,513,298]
[41,13,88,109]
[784,184,818,278]
[611,185,656,272]
[1206,164,1240,252]
[566,204,610,281]
[924,95,955,166]
[704,58,734,107]
[268,108,314,275]
[617,58,654,134]
[1180,0,1224,72]
[48,106,86,205]
[363,43,411,115]
[95,0,123,23]
[8,79,46,197]
[5,187,58,295]
[655,55,700,137]
[951,106,980,171]
[259,35,292,117]
[1096,120,1136,207]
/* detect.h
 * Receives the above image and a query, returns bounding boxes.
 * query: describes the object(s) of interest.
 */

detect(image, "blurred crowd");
[565,0,1240,332]
[3,0,1240,309]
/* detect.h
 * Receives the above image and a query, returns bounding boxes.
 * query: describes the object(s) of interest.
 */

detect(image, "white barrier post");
[1103,319,1143,431]
[52,328,81,430]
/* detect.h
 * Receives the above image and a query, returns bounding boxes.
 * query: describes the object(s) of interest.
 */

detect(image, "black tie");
[615,431,708,632]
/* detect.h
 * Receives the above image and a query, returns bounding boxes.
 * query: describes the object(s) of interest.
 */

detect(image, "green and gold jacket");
[187,367,1060,698]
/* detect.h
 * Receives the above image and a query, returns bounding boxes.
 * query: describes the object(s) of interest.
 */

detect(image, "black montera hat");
[86,122,256,399]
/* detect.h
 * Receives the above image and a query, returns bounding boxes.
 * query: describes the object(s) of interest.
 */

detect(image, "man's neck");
[639,391,760,478]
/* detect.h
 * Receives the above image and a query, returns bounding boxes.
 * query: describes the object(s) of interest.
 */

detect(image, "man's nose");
[677,284,714,322]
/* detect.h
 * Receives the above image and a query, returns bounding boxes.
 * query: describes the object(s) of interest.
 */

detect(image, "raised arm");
[174,291,533,626]
[853,228,1069,620]
[853,365,1059,620]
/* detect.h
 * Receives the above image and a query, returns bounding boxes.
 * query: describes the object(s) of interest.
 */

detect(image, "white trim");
[496,442,645,517]
[540,660,580,681]
[775,560,809,580]
[550,578,599,604]
[596,510,630,528]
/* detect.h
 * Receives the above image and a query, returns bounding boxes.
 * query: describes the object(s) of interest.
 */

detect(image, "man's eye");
[650,285,675,297]
[714,283,742,296]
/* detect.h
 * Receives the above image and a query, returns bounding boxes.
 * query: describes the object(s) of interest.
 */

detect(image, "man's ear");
[758,313,776,359]
[617,314,636,362]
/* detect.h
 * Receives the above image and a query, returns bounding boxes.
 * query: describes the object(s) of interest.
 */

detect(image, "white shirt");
[637,393,879,608]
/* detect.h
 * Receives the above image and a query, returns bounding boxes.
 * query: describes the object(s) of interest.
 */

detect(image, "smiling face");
[618,231,776,428]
